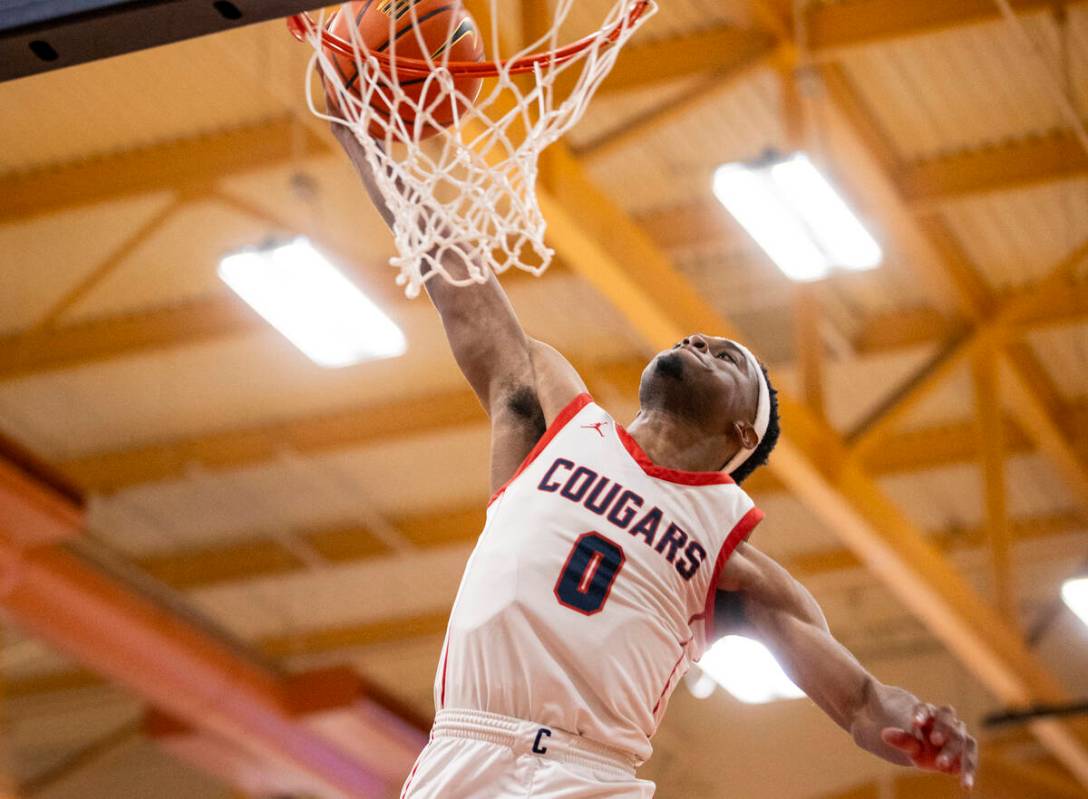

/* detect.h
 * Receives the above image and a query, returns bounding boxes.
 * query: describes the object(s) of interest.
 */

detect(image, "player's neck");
[626,410,735,474]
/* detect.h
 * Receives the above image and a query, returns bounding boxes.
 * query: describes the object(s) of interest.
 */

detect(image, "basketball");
[323,0,485,140]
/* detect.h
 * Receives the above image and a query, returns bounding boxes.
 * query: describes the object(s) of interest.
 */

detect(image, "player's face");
[638,333,761,446]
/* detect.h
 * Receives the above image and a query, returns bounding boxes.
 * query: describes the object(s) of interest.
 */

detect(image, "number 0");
[554,532,625,615]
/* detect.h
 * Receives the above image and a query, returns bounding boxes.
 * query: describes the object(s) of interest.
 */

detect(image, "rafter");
[555,27,776,97]
[899,131,1088,205]
[847,239,1088,480]
[0,117,329,224]
[3,273,1084,383]
[0,296,265,381]
[805,0,1087,55]
[575,40,779,164]
[61,387,486,493]
[973,350,1016,625]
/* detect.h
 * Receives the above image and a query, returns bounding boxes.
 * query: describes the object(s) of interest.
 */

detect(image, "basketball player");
[328,123,979,797]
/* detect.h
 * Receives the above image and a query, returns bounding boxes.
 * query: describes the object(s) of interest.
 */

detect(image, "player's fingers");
[929,705,959,746]
[882,728,923,757]
[935,741,963,773]
[912,703,937,737]
[961,734,979,789]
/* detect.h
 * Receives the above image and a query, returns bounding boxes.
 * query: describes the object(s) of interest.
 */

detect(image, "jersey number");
[554,532,625,615]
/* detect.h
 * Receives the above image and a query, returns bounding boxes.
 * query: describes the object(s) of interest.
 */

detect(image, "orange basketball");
[323,0,484,140]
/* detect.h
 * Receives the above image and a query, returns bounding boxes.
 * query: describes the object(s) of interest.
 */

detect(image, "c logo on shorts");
[532,727,551,754]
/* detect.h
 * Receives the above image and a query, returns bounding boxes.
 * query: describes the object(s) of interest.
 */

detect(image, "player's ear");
[733,420,758,449]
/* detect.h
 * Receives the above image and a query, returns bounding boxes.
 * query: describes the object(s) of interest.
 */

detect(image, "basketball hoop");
[291,1,657,297]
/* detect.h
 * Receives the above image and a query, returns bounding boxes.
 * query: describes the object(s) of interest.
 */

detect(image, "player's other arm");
[329,124,586,485]
[716,544,978,788]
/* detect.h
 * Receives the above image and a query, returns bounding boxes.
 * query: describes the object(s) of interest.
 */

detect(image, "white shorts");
[400,710,656,798]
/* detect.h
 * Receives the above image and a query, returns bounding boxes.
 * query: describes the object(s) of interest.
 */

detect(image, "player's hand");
[881,703,978,790]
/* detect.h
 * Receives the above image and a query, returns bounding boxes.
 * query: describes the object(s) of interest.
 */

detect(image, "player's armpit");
[527,339,588,424]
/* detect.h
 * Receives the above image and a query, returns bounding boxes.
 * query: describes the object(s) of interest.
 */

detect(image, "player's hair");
[729,362,780,484]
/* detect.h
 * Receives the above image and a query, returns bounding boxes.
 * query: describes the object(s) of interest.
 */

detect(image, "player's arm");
[715,543,978,788]
[329,123,587,488]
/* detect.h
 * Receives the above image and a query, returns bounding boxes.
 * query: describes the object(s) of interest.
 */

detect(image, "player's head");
[638,334,780,482]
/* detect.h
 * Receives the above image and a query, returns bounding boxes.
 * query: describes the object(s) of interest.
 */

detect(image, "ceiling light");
[219,238,406,368]
[713,153,882,281]
[1062,576,1088,628]
[695,635,805,704]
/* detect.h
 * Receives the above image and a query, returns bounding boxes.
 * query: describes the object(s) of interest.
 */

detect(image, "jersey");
[435,394,763,763]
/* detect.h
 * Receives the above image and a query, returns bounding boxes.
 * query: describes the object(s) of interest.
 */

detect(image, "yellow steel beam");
[56,379,1046,498]
[805,0,1086,55]
[842,185,1088,464]
[635,202,749,253]
[3,272,1084,382]
[556,27,776,97]
[575,40,779,164]
[0,296,265,381]
[900,131,1088,205]
[60,388,486,493]
[973,350,1016,625]
[0,117,329,223]
[793,285,826,419]
[808,52,1088,522]
[33,198,189,330]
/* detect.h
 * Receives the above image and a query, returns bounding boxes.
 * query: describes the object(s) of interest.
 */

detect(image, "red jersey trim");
[488,392,593,506]
[615,425,736,487]
[651,639,691,717]
[702,506,764,642]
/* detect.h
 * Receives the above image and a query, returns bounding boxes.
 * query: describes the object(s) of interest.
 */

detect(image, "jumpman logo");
[581,422,608,437]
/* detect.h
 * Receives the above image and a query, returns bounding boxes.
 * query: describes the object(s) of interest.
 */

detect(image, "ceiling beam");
[973,350,1016,625]
[4,267,1084,384]
[899,131,1088,205]
[574,40,779,163]
[556,27,776,97]
[60,388,486,493]
[0,116,330,224]
[805,0,1086,55]
[0,296,264,381]
[57,324,1075,495]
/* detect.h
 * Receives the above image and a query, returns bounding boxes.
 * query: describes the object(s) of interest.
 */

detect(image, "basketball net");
[297,1,656,297]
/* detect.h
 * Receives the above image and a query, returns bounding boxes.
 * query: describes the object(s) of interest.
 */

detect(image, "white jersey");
[436,394,763,763]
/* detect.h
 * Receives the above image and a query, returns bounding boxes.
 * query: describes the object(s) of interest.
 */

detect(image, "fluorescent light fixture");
[713,153,882,281]
[1062,576,1088,627]
[694,635,805,704]
[219,238,406,368]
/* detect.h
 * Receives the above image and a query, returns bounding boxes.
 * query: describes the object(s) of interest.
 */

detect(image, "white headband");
[722,341,771,476]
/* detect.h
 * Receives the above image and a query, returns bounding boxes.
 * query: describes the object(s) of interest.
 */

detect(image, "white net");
[297,0,656,297]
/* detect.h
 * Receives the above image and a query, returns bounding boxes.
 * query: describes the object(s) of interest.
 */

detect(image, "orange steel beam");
[0,452,402,798]
[148,667,427,798]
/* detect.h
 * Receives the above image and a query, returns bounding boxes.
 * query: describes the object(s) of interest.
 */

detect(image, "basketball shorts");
[400,709,656,798]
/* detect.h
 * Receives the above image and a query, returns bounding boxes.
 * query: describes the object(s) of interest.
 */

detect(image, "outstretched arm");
[716,543,978,789]
[330,123,586,492]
